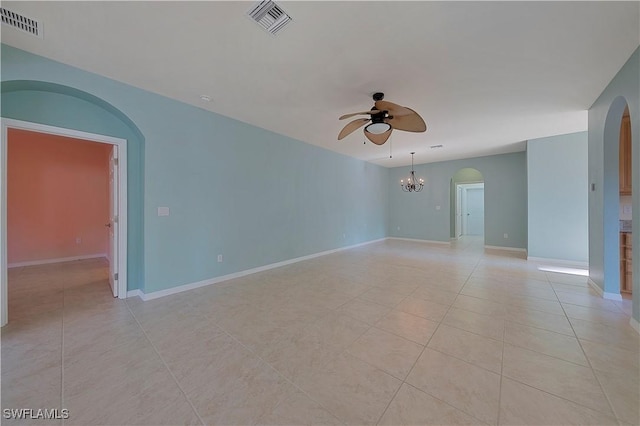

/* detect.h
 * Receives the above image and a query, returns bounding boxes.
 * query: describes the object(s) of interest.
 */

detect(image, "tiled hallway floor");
[2,239,639,425]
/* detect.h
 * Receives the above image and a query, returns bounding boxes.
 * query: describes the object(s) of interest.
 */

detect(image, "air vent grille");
[1,8,42,38]
[248,1,292,35]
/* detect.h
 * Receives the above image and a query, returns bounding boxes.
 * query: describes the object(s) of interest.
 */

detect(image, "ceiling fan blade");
[386,108,427,132]
[364,127,393,145]
[339,110,381,120]
[338,118,370,140]
[374,100,413,117]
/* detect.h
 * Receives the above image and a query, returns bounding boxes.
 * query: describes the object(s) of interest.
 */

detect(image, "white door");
[108,146,119,297]
[466,187,485,235]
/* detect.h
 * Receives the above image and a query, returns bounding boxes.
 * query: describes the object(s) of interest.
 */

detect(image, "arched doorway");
[601,96,632,300]
[619,106,632,296]
[0,80,145,326]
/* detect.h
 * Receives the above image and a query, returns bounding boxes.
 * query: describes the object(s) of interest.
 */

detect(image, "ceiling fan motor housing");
[370,110,387,123]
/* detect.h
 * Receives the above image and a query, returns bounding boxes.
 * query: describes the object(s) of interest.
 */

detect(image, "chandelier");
[400,152,424,192]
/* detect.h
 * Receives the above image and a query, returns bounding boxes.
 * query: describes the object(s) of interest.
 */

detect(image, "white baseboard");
[8,253,107,268]
[588,279,624,301]
[390,237,450,246]
[630,317,640,335]
[603,292,623,301]
[135,238,387,301]
[126,289,143,299]
[484,245,527,254]
[527,256,589,269]
[587,278,623,301]
[588,278,604,297]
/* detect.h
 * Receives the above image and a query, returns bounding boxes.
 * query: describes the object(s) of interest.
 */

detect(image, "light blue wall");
[589,47,639,322]
[527,132,588,263]
[1,45,389,294]
[388,152,527,249]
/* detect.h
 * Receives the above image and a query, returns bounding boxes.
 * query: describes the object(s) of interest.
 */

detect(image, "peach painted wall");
[7,128,111,264]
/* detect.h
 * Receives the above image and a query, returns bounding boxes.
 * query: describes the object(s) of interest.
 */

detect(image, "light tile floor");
[2,238,639,425]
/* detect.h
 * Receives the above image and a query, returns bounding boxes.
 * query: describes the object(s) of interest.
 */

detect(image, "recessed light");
[430,144,443,149]
[199,95,212,102]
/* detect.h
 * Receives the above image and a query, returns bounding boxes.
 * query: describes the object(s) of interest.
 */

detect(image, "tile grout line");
[217,267,465,424]
[496,320,506,426]
[211,275,375,423]
[500,269,554,426]
[546,271,620,421]
[474,252,506,426]
[374,251,486,425]
[498,372,623,421]
[210,315,350,425]
[124,300,206,426]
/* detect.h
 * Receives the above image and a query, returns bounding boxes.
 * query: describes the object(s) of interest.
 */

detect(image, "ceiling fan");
[337,92,427,145]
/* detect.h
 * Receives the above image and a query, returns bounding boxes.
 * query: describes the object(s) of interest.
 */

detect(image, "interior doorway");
[619,106,632,297]
[1,119,128,326]
[458,183,485,236]
[451,167,485,240]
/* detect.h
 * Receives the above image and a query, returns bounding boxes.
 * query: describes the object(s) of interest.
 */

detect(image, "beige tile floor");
[2,237,639,425]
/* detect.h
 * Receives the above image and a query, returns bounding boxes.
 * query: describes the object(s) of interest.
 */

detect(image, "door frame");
[456,182,484,236]
[1,118,128,326]
[455,185,462,238]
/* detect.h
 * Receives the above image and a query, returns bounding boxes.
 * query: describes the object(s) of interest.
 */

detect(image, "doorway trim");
[1,118,128,326]
[456,182,484,237]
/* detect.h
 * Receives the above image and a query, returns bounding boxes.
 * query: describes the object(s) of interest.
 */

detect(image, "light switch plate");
[157,207,170,216]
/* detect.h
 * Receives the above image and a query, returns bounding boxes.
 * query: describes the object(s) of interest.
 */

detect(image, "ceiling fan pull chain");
[389,134,393,158]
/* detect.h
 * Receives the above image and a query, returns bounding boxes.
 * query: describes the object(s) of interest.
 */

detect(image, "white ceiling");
[2,1,638,167]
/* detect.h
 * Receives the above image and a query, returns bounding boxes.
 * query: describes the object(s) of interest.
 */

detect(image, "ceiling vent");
[248,1,292,35]
[1,8,42,38]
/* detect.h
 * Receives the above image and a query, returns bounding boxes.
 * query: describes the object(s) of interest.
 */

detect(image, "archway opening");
[601,95,631,299]
[1,80,145,325]
[619,106,632,297]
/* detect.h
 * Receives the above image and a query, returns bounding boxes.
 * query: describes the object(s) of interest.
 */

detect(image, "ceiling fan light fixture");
[337,93,426,145]
[365,122,392,134]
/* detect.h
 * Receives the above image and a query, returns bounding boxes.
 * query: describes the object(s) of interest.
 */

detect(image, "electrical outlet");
[503,233,509,239]
[76,237,81,244]
[217,254,223,263]
[436,205,441,210]
[397,226,400,231]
